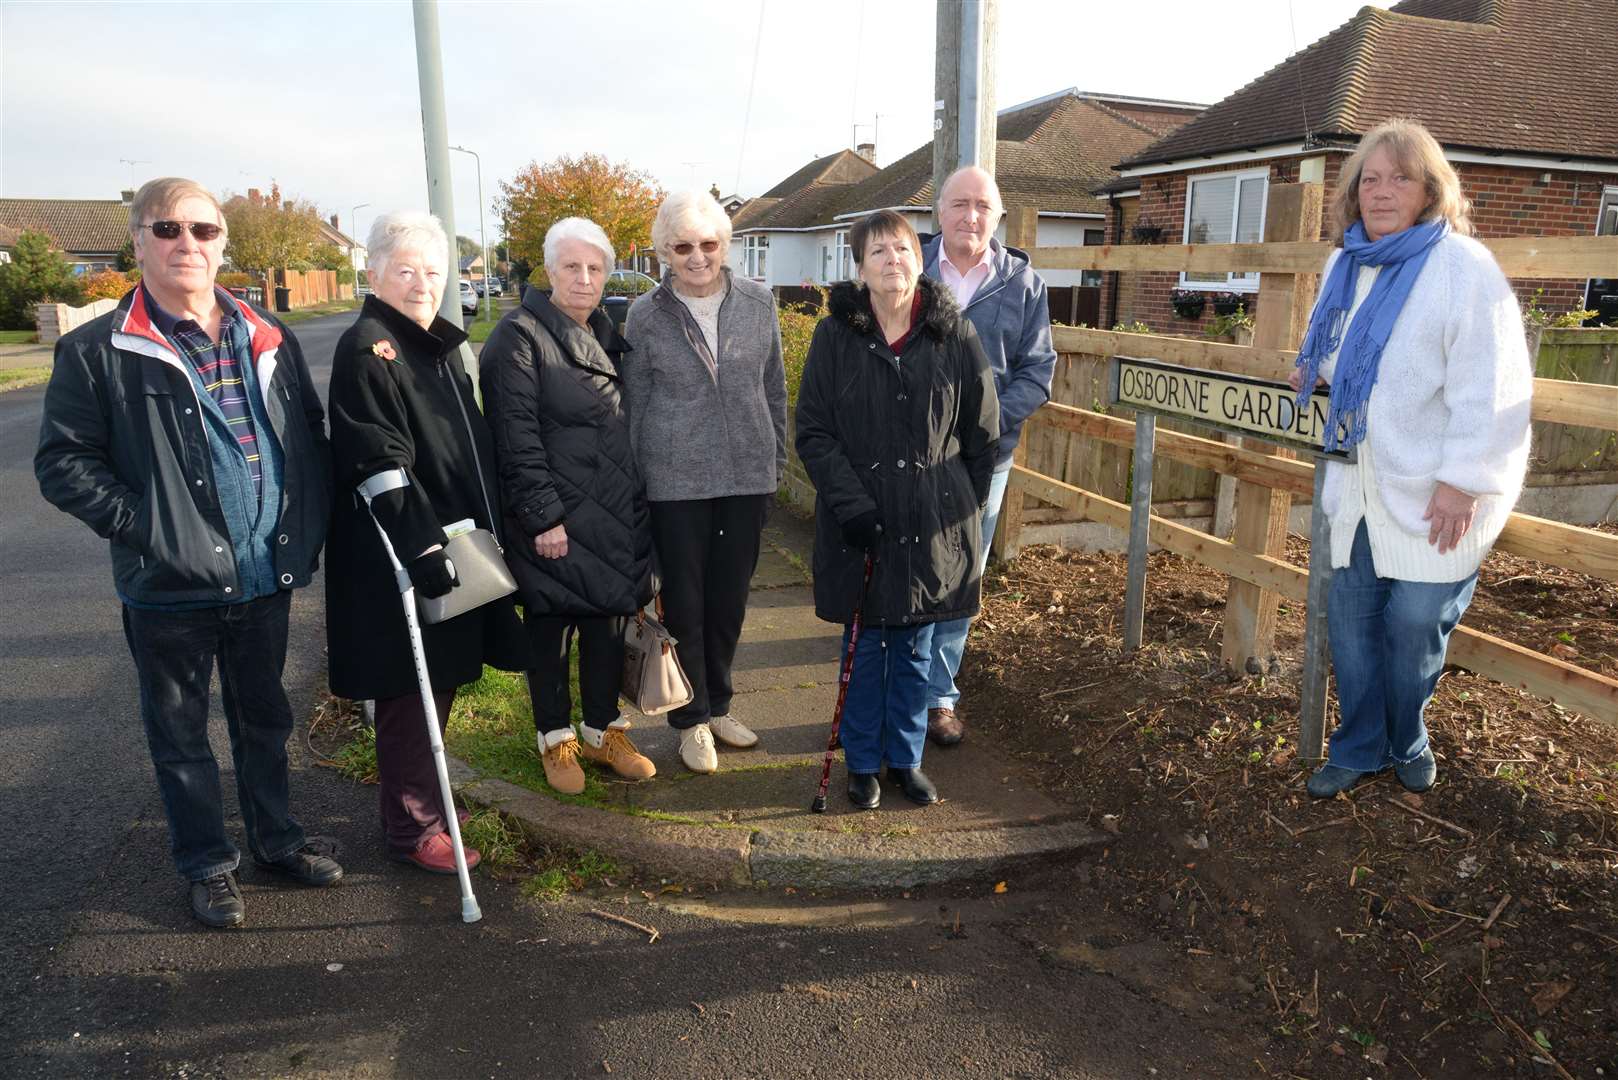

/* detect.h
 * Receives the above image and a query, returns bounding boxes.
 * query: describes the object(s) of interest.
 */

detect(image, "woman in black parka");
[479,217,656,797]
[327,211,527,875]
[795,210,999,810]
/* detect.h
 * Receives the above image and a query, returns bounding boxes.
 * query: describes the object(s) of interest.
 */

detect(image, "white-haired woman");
[620,191,787,774]
[326,211,528,874]
[479,217,657,796]
[1287,118,1532,798]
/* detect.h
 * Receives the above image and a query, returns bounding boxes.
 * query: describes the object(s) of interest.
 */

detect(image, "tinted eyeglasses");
[142,220,224,242]
[672,240,720,256]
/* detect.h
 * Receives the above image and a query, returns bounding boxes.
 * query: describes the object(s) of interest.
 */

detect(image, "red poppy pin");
[371,340,398,362]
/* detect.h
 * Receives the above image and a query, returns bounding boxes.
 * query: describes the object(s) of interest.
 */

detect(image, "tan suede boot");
[579,721,656,781]
[539,731,586,795]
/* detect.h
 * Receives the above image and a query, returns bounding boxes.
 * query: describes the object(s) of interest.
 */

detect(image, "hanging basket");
[1171,293,1206,319]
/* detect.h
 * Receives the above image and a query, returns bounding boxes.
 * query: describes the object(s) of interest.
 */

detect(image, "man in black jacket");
[34,177,341,929]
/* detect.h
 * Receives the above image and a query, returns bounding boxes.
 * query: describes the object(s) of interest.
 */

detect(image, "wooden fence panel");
[1012,464,1618,724]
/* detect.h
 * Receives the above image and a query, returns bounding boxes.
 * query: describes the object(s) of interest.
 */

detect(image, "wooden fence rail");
[1051,328,1618,433]
[1031,234,1618,279]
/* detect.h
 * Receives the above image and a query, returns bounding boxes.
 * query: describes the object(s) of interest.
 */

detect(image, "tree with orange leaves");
[496,154,663,281]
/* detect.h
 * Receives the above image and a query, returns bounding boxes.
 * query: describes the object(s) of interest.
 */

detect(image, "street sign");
[1108,356,1350,460]
[1105,355,1339,751]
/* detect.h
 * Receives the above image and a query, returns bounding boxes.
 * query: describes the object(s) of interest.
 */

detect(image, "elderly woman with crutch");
[1290,118,1532,799]
[620,191,789,774]
[479,218,657,797]
[326,211,528,877]
[795,210,999,809]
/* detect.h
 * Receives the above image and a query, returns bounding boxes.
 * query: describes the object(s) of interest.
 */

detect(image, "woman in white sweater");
[1288,118,1533,799]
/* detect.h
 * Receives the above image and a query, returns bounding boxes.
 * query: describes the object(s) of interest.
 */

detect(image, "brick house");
[0,192,133,273]
[731,90,1202,322]
[1098,0,1618,334]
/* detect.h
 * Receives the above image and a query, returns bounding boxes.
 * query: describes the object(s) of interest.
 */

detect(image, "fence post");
[1298,464,1334,761]
[1122,412,1156,652]
[1220,182,1323,673]
[991,439,1028,563]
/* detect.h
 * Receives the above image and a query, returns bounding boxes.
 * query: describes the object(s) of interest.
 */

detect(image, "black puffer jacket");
[795,277,999,626]
[479,287,653,617]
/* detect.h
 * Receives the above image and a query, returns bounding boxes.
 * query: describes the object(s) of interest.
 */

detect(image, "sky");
[0,0,1391,247]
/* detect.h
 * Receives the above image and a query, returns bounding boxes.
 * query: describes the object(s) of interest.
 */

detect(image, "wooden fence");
[994,189,1618,732]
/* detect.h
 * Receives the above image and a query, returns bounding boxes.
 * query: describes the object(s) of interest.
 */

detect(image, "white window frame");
[743,234,769,280]
[1179,166,1269,293]
[834,230,853,282]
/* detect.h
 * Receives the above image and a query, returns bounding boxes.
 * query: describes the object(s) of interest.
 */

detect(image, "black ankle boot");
[847,772,880,810]
[887,767,938,805]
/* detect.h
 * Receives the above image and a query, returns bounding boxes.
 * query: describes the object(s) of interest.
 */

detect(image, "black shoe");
[254,841,344,887]
[887,766,939,805]
[847,772,880,810]
[190,871,245,928]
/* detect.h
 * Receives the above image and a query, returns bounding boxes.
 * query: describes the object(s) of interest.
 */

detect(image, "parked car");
[475,276,503,297]
[459,279,478,316]
[606,269,658,297]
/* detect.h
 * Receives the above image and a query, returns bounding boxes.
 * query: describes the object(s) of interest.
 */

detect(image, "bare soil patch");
[965,537,1617,1078]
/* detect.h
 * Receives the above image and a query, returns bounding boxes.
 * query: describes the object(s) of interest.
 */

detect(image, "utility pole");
[931,0,997,230]
[411,0,474,374]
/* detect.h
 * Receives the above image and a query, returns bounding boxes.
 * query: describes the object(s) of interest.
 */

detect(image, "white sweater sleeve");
[1432,239,1534,497]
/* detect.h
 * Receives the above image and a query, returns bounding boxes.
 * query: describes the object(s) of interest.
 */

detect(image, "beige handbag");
[621,599,693,716]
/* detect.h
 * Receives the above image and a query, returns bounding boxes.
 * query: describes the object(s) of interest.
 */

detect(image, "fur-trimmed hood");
[826,275,964,341]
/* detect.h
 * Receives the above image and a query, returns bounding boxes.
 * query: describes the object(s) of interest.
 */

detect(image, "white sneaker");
[679,724,719,774]
[710,714,759,749]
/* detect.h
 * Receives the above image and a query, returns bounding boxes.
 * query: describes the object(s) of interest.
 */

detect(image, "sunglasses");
[673,240,720,255]
[142,220,224,241]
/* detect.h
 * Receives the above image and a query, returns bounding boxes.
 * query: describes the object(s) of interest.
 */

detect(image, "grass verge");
[0,329,38,344]
[275,298,362,325]
[0,365,51,392]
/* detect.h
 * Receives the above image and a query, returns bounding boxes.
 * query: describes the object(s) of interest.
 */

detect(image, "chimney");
[248,187,262,205]
[120,189,135,205]
[330,213,340,229]
[856,142,876,163]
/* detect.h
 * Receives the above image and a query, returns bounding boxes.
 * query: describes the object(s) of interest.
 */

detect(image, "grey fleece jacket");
[622,270,788,502]
[921,234,1057,467]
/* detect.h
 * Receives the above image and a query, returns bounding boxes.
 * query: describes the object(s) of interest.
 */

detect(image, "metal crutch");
[358,469,482,924]
[810,550,876,814]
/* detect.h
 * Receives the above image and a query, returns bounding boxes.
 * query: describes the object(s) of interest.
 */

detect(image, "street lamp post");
[449,144,492,323]
[350,202,371,300]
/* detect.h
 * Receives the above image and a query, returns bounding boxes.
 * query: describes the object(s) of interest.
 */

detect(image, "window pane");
[1233,176,1266,282]
[1235,177,1265,243]
[1185,175,1235,283]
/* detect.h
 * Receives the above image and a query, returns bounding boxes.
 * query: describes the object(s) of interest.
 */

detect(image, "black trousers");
[523,612,626,735]
[649,494,768,730]
[122,591,305,880]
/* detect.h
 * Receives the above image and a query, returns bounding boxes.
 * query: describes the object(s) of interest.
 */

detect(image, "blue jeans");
[926,465,1010,711]
[1326,522,1478,773]
[122,592,307,880]
[841,623,935,773]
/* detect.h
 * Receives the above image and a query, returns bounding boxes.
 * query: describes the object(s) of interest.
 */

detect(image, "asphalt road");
[0,307,1245,1079]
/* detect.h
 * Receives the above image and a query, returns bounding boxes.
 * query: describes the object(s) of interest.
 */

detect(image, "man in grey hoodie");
[920,165,1057,746]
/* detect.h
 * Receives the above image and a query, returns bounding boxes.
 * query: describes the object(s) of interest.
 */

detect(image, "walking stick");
[810,551,876,813]
[359,470,482,924]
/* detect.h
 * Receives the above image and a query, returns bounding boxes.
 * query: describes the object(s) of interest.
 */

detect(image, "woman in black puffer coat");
[479,218,656,796]
[795,210,999,810]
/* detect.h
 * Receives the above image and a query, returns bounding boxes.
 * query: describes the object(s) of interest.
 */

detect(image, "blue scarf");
[1293,218,1448,451]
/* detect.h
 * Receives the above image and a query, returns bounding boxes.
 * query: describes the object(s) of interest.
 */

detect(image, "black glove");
[840,510,883,551]
[408,549,459,598]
